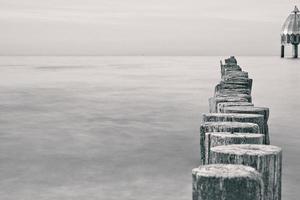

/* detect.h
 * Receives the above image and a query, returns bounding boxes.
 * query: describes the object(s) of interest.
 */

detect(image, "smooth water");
[0,56,299,200]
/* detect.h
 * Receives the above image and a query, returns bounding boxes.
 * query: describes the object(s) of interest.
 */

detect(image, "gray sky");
[0,0,298,56]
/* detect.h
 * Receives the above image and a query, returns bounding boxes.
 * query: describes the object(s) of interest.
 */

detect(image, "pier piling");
[210,144,282,200]
[192,164,264,200]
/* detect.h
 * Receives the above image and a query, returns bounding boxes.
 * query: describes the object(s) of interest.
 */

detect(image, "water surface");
[0,56,299,200]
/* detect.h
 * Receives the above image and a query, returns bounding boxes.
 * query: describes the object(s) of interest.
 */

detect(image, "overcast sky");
[0,0,298,56]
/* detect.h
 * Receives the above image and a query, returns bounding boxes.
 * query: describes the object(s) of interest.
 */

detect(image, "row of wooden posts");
[192,56,282,200]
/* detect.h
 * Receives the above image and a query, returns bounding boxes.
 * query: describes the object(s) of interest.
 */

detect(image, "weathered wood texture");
[223,78,253,88]
[222,106,270,144]
[210,144,282,200]
[222,76,252,83]
[215,88,252,96]
[192,164,264,200]
[202,113,267,144]
[222,106,269,121]
[215,93,252,103]
[217,102,254,113]
[199,122,260,165]
[205,132,264,164]
[209,97,248,113]
[216,81,252,90]
[224,70,249,78]
[221,65,242,77]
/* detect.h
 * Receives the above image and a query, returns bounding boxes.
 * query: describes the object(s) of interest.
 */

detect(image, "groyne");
[192,56,282,200]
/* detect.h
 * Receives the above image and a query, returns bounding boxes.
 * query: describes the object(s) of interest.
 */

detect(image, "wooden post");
[217,102,254,113]
[202,113,266,143]
[210,144,282,200]
[200,122,260,165]
[222,106,270,144]
[281,45,284,58]
[221,64,242,77]
[215,93,252,103]
[224,70,248,78]
[293,44,298,58]
[215,82,252,94]
[209,97,248,113]
[205,132,264,164]
[215,88,252,96]
[192,164,264,200]
[222,76,252,83]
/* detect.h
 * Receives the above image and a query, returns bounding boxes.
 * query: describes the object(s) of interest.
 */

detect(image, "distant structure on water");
[281,6,300,58]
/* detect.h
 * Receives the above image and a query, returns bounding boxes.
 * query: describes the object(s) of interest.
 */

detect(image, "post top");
[223,106,269,112]
[211,144,282,156]
[202,121,258,128]
[203,112,264,119]
[206,132,264,139]
[192,164,261,179]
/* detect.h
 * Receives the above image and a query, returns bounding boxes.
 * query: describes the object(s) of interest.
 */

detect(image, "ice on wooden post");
[222,106,270,144]
[202,113,267,144]
[199,122,259,165]
[205,132,264,164]
[210,144,282,200]
[192,164,264,200]
[209,96,248,113]
[217,102,254,113]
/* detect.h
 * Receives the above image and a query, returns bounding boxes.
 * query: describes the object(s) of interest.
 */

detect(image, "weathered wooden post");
[281,45,285,58]
[193,56,283,200]
[215,88,252,96]
[200,121,259,164]
[210,144,282,200]
[215,93,252,102]
[222,106,269,121]
[222,106,270,144]
[192,164,264,200]
[215,82,252,95]
[217,102,254,113]
[220,61,242,77]
[205,132,264,164]
[224,70,248,78]
[202,113,267,143]
[216,80,252,90]
[222,78,253,88]
[209,96,248,113]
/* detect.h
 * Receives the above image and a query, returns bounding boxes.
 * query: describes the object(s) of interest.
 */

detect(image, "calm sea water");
[0,56,299,200]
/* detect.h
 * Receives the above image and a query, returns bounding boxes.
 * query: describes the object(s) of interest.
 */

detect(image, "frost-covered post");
[222,106,270,144]
[192,164,264,200]
[208,96,248,113]
[205,132,263,164]
[210,144,282,200]
[202,113,267,143]
[215,88,252,96]
[199,122,259,165]
[217,102,254,113]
